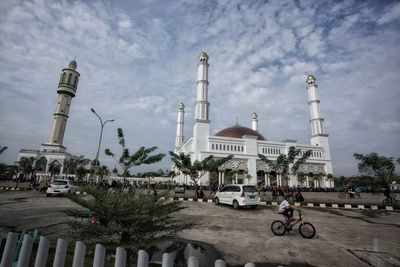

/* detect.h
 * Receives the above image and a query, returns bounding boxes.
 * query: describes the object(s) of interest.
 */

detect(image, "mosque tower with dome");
[18,60,80,180]
[173,52,334,188]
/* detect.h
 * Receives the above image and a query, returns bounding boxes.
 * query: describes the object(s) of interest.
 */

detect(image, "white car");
[46,180,77,197]
[214,184,260,209]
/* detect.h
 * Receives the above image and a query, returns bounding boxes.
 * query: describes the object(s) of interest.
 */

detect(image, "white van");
[214,184,260,209]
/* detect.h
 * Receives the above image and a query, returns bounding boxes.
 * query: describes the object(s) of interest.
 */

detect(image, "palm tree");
[64,156,90,175]
[169,151,233,184]
[105,128,165,183]
[258,146,312,186]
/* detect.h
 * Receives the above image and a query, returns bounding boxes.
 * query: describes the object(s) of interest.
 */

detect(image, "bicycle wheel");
[394,200,400,207]
[383,199,389,206]
[271,220,286,236]
[299,222,316,239]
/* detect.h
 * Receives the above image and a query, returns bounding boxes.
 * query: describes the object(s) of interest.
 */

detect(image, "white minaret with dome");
[192,51,210,161]
[41,60,80,153]
[175,102,185,152]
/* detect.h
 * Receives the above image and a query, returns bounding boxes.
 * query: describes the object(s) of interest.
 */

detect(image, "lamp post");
[90,108,114,184]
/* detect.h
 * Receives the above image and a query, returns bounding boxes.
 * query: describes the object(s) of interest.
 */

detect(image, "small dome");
[178,102,185,110]
[252,112,258,119]
[68,59,77,70]
[306,74,316,81]
[199,51,209,62]
[215,124,266,140]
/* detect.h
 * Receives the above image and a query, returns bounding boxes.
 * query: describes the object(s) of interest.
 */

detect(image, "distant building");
[173,52,334,188]
[18,60,80,181]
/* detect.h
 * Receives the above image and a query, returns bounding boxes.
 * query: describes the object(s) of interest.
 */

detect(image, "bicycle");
[271,209,316,238]
[383,194,400,207]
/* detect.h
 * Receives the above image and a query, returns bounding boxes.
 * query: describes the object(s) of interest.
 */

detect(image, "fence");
[0,232,256,267]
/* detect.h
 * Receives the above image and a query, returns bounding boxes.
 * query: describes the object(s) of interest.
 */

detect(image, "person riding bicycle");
[384,185,392,204]
[279,195,294,225]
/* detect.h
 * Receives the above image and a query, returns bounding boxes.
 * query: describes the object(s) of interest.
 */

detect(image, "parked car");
[214,184,260,209]
[46,180,77,197]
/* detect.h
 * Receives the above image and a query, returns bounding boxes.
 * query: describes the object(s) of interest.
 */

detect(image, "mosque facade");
[18,60,80,180]
[174,52,334,188]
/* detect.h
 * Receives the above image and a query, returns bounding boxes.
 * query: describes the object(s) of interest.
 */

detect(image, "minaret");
[193,51,210,160]
[251,112,258,132]
[306,74,332,174]
[41,59,80,153]
[175,102,185,152]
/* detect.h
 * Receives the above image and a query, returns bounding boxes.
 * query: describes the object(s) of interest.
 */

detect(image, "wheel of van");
[215,197,220,205]
[233,200,239,209]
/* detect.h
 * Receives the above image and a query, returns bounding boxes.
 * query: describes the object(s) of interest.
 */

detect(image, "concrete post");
[137,250,149,267]
[16,234,34,267]
[53,239,68,267]
[72,241,86,267]
[188,256,199,267]
[34,236,50,267]
[214,259,226,267]
[0,232,18,267]
[114,247,126,267]
[93,244,106,267]
[162,253,173,267]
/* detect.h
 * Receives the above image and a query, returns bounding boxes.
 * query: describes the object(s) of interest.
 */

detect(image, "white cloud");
[0,0,399,176]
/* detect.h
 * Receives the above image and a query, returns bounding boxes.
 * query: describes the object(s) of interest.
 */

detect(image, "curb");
[2,188,398,211]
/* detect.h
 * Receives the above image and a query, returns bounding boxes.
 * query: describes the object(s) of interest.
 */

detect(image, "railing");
[0,232,256,267]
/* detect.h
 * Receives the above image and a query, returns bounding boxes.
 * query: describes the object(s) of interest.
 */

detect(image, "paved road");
[1,190,399,266]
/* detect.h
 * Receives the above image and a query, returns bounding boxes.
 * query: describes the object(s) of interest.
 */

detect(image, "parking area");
[1,190,399,266]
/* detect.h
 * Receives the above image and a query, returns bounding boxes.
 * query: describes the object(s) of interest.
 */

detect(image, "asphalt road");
[0,190,399,267]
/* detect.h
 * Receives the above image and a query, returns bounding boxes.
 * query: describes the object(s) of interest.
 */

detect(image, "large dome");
[215,124,266,140]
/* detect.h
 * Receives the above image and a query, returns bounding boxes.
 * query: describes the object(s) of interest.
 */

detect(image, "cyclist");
[384,185,392,204]
[279,195,294,225]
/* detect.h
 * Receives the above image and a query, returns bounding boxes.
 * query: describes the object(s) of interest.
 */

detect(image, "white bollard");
[332,204,339,208]
[307,203,314,207]
[319,204,326,208]
[357,205,365,209]
[188,256,199,267]
[114,247,126,267]
[244,263,256,267]
[344,204,352,209]
[93,244,106,267]
[53,239,68,267]
[16,234,34,267]
[214,259,226,267]
[0,232,18,267]
[72,241,86,267]
[162,253,173,267]
[137,250,149,267]
[371,205,378,210]
[34,236,50,267]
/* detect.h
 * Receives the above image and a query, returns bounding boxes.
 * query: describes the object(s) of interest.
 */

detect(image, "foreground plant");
[66,187,189,259]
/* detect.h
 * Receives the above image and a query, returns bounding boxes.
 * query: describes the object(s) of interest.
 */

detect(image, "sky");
[0,0,399,176]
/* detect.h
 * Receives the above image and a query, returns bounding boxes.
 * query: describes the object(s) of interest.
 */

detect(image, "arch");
[67,73,72,84]
[36,157,47,172]
[60,73,65,83]
[73,76,78,87]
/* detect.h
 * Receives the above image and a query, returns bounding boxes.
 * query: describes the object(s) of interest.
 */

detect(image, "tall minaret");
[251,112,258,132]
[306,74,332,174]
[175,102,185,152]
[41,59,80,153]
[193,51,210,160]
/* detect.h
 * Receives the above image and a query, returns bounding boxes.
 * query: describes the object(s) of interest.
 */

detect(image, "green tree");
[105,128,165,183]
[169,151,233,184]
[64,156,90,174]
[49,163,61,179]
[354,152,399,186]
[66,187,189,262]
[258,146,312,186]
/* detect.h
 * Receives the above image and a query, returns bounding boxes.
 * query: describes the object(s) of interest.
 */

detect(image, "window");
[60,73,65,83]
[73,76,78,87]
[67,73,72,84]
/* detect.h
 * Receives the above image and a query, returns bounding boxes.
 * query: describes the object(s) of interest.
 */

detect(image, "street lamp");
[90,108,114,184]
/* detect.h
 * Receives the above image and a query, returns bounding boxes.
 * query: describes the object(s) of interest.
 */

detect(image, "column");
[235,173,238,184]
[264,173,268,186]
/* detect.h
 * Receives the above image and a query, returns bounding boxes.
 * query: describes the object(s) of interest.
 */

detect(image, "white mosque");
[18,60,80,180]
[173,52,334,188]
